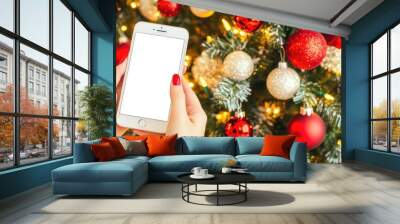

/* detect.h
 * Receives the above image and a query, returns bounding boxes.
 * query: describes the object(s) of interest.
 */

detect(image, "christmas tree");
[116,0,342,163]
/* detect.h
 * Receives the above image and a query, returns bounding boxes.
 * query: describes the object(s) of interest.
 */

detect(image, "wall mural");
[116,0,342,163]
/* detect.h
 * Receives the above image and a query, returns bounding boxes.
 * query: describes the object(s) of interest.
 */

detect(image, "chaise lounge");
[52,137,307,196]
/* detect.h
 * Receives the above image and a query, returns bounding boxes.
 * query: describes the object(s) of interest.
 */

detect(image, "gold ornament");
[138,0,160,22]
[266,62,300,100]
[191,51,223,89]
[222,51,254,81]
[215,111,231,124]
[321,46,341,75]
[190,7,214,18]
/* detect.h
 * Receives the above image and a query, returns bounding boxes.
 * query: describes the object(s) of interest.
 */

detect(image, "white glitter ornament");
[321,46,341,74]
[191,51,223,90]
[266,62,300,100]
[139,0,160,22]
[222,51,254,81]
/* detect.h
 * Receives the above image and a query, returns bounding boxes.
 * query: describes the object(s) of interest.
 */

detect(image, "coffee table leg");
[216,184,219,206]
[245,183,247,201]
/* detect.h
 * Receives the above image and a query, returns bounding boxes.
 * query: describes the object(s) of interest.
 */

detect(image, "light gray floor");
[1,163,400,224]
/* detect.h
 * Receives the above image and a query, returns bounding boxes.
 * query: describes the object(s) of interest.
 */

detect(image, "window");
[42,85,46,97]
[0,0,91,170]
[36,83,41,95]
[0,71,7,85]
[28,81,34,94]
[0,35,13,113]
[0,53,8,89]
[28,67,34,80]
[371,23,400,154]
[0,0,14,31]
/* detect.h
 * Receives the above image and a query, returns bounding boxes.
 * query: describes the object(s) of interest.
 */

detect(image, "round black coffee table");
[177,173,255,206]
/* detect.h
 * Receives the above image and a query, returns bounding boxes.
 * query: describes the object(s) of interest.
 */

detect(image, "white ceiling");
[172,0,384,37]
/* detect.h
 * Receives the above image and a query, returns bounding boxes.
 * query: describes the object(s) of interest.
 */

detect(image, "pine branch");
[202,31,248,59]
[293,79,323,108]
[213,78,251,112]
[316,101,341,129]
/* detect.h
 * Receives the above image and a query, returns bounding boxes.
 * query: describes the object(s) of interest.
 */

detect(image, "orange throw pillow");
[124,135,148,141]
[91,142,117,162]
[146,134,177,157]
[259,135,296,159]
[101,137,126,158]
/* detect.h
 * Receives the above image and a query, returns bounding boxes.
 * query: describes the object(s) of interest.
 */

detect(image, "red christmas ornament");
[234,16,262,33]
[116,42,130,65]
[287,113,326,150]
[323,34,342,49]
[157,0,181,17]
[286,29,327,71]
[225,112,253,137]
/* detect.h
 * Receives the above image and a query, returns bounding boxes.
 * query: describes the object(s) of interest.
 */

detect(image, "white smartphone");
[117,22,189,133]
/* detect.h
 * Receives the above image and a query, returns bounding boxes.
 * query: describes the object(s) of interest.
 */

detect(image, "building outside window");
[0,0,91,170]
[0,54,7,91]
[370,23,400,154]
[28,81,34,94]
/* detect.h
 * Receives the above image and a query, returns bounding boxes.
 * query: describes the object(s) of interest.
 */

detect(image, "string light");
[184,55,192,67]
[221,18,231,31]
[263,102,284,119]
[206,35,214,43]
[121,25,128,32]
[130,1,138,9]
[324,93,335,101]
[188,82,195,88]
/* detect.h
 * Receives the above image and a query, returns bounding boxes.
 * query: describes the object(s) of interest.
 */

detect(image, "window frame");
[370,20,400,154]
[0,0,92,171]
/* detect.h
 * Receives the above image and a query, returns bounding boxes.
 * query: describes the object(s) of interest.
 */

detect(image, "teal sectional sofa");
[52,137,307,196]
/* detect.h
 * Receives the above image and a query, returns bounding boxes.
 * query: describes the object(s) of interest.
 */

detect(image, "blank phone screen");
[120,32,185,121]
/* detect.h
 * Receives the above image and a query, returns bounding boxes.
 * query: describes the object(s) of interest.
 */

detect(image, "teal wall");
[343,0,400,171]
[0,158,72,199]
[0,0,115,200]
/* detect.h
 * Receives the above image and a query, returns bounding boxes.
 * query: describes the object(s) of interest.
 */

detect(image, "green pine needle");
[213,78,251,112]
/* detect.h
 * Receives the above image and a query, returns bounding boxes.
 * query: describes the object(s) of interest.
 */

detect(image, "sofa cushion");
[91,142,118,162]
[52,158,147,183]
[236,155,293,172]
[73,140,100,163]
[101,137,127,158]
[119,137,148,156]
[235,137,264,155]
[149,154,235,172]
[177,137,235,155]
[147,134,177,157]
[259,135,296,159]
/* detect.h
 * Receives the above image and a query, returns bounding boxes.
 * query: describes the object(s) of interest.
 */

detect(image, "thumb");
[169,74,186,117]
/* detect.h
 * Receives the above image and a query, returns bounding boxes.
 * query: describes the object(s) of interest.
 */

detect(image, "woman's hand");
[115,60,207,136]
[166,74,207,137]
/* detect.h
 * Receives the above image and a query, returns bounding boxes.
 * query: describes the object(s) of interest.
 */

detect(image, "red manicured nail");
[172,74,180,86]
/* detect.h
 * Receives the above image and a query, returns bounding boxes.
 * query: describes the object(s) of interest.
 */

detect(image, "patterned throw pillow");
[118,137,147,156]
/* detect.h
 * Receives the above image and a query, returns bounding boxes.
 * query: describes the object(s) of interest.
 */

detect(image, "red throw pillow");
[101,137,126,158]
[91,142,118,162]
[259,135,296,159]
[146,134,177,157]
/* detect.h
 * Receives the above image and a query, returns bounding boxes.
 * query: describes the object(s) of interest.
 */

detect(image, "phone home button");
[138,119,147,128]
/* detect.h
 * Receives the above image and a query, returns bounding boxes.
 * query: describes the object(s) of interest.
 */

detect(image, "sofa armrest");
[73,141,99,163]
[289,142,307,181]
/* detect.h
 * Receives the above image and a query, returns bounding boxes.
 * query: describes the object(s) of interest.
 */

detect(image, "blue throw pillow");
[178,137,235,155]
[236,137,264,155]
